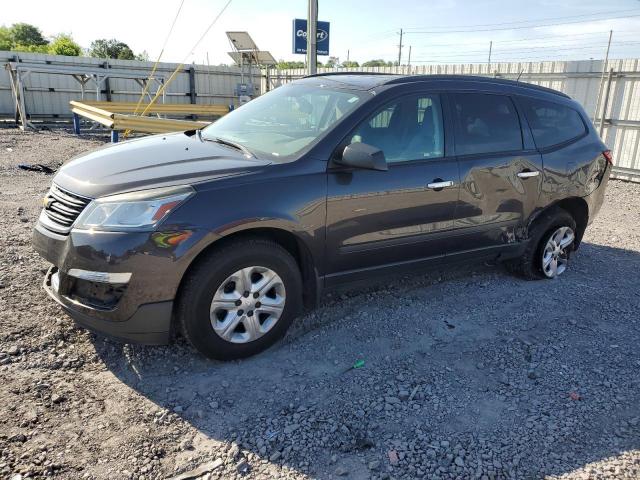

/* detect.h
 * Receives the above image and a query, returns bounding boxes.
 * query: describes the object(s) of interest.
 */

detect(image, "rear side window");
[521,98,587,148]
[452,93,523,155]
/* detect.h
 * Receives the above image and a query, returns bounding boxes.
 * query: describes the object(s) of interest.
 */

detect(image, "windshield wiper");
[206,136,255,158]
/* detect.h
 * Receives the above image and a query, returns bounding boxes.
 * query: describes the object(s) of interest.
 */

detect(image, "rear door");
[446,92,543,254]
[324,92,460,282]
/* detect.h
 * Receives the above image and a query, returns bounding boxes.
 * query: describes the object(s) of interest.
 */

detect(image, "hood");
[53,132,271,198]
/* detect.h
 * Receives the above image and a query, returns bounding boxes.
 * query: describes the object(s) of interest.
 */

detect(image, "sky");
[4,0,640,66]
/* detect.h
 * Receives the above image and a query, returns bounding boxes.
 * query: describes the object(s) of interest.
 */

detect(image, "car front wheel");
[177,238,302,360]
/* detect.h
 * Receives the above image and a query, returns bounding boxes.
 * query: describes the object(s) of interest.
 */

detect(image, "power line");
[404,13,640,34]
[411,40,640,59]
[411,48,640,62]
[402,8,640,31]
[412,53,634,63]
[408,31,622,48]
[411,44,640,62]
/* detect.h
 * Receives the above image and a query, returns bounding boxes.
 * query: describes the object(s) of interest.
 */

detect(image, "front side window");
[521,98,587,148]
[452,93,523,155]
[202,84,365,160]
[348,94,444,163]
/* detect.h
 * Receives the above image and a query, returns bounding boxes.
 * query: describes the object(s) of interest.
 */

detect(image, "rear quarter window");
[521,97,587,149]
[451,93,523,155]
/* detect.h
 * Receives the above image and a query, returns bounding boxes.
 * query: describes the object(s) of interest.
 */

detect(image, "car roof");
[298,72,570,99]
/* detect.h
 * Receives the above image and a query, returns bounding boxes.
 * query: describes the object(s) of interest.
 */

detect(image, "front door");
[325,93,460,283]
[446,92,544,254]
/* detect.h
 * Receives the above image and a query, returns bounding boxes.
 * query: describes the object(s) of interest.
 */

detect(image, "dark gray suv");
[33,74,612,359]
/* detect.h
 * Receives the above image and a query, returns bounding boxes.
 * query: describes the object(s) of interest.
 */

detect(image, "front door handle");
[517,170,540,178]
[427,180,454,189]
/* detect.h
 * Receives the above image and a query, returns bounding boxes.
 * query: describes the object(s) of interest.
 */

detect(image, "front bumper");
[33,221,201,345]
[44,267,172,344]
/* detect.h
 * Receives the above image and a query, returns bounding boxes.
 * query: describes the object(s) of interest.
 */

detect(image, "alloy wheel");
[210,266,286,343]
[541,226,575,278]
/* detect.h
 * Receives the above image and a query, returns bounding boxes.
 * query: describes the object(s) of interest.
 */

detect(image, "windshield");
[201,84,365,160]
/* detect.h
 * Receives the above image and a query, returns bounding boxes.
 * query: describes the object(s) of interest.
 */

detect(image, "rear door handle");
[517,171,540,178]
[427,180,455,189]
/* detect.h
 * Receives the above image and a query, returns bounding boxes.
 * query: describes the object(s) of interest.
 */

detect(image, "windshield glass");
[201,84,365,160]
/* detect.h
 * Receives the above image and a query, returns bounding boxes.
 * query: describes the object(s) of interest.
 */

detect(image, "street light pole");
[307,0,318,75]
[397,28,403,67]
[593,30,613,124]
[487,40,492,72]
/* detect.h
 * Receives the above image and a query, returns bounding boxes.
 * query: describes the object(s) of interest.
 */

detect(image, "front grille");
[42,184,91,233]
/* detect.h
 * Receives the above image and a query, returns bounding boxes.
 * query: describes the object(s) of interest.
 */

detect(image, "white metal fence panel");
[0,51,258,118]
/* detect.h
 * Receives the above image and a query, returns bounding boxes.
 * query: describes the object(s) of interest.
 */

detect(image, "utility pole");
[307,0,318,75]
[487,40,492,71]
[397,29,403,67]
[593,30,613,124]
[407,45,412,70]
[347,49,350,64]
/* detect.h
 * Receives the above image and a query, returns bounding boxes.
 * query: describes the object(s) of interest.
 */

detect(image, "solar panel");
[226,31,258,51]
[255,51,276,65]
[227,51,277,66]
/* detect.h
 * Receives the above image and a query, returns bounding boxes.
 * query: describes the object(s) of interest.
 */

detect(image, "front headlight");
[74,185,194,232]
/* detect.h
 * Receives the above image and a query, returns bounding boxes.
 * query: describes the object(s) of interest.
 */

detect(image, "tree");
[362,59,393,67]
[10,23,48,47]
[12,43,49,53]
[323,56,338,68]
[49,34,81,56]
[0,26,12,51]
[135,50,150,61]
[89,39,135,60]
[276,60,305,70]
[342,60,359,68]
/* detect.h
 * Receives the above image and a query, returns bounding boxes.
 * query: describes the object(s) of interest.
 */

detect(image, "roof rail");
[303,71,397,78]
[301,72,569,98]
[384,74,570,98]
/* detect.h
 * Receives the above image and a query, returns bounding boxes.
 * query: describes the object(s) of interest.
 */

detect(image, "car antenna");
[516,69,524,82]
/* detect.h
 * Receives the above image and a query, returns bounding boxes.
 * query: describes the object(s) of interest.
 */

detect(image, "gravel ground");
[1,126,639,480]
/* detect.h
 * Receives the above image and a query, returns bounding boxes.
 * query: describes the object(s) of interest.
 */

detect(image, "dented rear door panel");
[445,91,544,254]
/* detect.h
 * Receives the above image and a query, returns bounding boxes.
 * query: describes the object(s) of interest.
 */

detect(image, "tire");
[176,237,302,360]
[505,208,577,280]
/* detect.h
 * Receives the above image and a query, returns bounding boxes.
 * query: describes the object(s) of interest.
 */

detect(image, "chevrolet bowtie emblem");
[43,196,54,208]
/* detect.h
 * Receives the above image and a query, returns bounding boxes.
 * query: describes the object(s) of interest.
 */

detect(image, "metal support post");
[598,68,614,138]
[593,30,613,122]
[188,66,197,104]
[73,113,81,135]
[102,62,112,101]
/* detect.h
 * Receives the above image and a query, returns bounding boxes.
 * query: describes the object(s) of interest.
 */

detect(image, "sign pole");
[307,0,318,75]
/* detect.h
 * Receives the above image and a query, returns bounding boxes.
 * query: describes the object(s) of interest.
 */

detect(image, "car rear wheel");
[177,238,302,360]
[505,208,577,280]
[540,226,575,278]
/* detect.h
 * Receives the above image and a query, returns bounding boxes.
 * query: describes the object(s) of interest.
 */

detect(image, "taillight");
[603,150,613,165]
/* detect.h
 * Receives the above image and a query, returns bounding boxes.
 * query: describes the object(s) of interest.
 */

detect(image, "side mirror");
[337,143,388,171]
